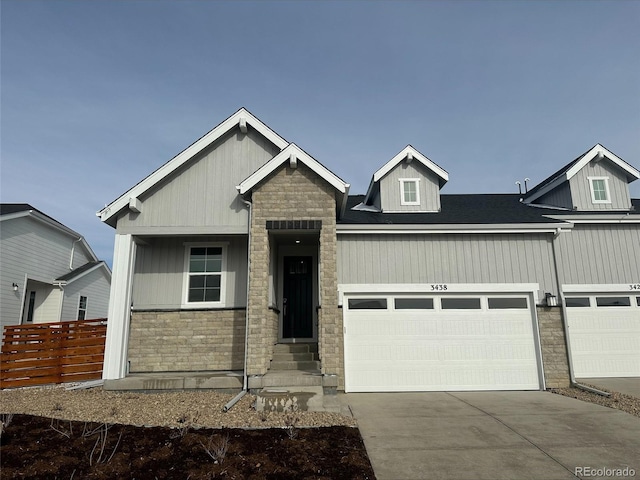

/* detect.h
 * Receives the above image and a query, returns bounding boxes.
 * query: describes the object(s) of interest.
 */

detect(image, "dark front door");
[283,256,313,339]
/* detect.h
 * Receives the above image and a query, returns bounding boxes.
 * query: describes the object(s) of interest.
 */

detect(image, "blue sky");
[2,1,639,266]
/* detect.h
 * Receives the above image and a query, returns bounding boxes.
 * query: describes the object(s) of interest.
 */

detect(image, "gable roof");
[363,145,449,206]
[97,107,289,226]
[55,261,111,283]
[237,143,351,216]
[0,203,98,262]
[524,144,640,203]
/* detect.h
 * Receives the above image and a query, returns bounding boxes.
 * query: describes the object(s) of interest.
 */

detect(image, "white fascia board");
[0,211,30,222]
[64,262,112,284]
[563,284,638,293]
[372,146,449,184]
[98,108,288,223]
[565,144,640,181]
[336,223,571,234]
[237,143,348,195]
[338,283,540,305]
[525,145,640,204]
[544,214,640,224]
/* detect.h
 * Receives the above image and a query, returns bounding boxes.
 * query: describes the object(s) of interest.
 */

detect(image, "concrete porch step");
[273,343,318,354]
[269,360,321,371]
[260,370,323,388]
[271,352,318,362]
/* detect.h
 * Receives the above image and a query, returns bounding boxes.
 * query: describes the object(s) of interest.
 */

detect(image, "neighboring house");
[0,204,111,328]
[98,108,640,394]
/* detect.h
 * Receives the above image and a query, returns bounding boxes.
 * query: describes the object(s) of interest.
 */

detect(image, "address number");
[630,284,640,291]
[431,284,448,291]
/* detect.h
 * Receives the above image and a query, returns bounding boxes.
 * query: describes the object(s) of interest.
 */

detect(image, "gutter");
[223,198,252,412]
[550,228,610,398]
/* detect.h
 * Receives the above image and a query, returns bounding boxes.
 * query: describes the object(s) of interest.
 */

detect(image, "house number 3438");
[431,284,448,291]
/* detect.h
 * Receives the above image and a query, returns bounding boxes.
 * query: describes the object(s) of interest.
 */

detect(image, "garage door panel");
[344,292,541,392]
[566,292,640,378]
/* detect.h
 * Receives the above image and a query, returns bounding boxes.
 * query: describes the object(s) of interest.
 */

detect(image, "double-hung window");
[588,177,611,204]
[400,178,420,205]
[184,245,225,306]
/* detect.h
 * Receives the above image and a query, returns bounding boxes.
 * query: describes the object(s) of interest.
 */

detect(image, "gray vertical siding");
[568,160,631,210]
[61,269,111,321]
[556,224,640,284]
[116,127,281,231]
[537,182,573,209]
[379,162,441,212]
[337,233,558,302]
[132,236,248,309]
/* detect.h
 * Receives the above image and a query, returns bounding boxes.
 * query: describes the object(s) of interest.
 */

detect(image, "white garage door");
[343,290,542,392]
[565,292,640,378]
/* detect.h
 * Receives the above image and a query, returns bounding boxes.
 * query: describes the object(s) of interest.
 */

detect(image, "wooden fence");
[0,319,107,389]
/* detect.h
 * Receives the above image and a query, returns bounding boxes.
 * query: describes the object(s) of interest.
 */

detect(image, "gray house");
[98,108,640,394]
[0,204,111,328]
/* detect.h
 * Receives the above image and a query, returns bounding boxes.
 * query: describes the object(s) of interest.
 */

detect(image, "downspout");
[70,238,82,270]
[223,198,252,412]
[551,228,610,397]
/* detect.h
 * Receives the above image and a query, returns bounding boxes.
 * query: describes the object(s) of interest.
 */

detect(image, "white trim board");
[563,284,640,293]
[98,108,289,225]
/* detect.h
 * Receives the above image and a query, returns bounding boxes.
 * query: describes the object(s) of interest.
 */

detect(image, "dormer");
[356,145,449,213]
[523,144,639,212]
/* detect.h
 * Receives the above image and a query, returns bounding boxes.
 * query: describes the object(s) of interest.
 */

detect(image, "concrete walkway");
[578,377,640,398]
[343,391,640,480]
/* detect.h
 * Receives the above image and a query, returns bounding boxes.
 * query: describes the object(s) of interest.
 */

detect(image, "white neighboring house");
[0,204,111,328]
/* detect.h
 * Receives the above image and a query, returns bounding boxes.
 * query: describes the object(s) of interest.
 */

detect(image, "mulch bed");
[0,414,376,479]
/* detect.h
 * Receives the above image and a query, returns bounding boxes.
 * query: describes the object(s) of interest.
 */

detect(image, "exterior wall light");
[12,283,19,292]
[545,292,558,307]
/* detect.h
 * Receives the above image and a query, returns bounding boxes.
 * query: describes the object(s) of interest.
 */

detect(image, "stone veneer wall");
[247,163,339,377]
[537,306,571,388]
[128,309,246,372]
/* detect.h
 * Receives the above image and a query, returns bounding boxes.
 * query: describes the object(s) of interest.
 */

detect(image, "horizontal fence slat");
[1,319,107,389]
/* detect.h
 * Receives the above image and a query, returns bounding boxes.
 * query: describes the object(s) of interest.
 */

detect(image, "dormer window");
[400,178,420,205]
[588,177,611,204]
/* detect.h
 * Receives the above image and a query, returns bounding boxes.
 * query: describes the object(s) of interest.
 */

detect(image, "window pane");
[79,296,87,309]
[205,275,221,288]
[596,297,631,307]
[190,276,205,288]
[395,298,434,310]
[441,298,481,310]
[190,257,206,273]
[637,297,640,307]
[488,297,528,309]
[592,179,607,201]
[566,297,590,307]
[403,181,417,203]
[188,288,204,303]
[204,288,221,302]
[348,298,387,310]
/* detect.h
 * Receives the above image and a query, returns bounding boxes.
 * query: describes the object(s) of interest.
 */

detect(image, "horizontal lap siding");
[557,225,640,284]
[132,236,248,309]
[0,217,79,327]
[61,270,110,321]
[337,233,556,301]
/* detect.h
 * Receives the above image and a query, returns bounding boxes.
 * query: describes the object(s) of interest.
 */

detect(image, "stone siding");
[247,163,339,376]
[537,306,571,388]
[128,309,246,372]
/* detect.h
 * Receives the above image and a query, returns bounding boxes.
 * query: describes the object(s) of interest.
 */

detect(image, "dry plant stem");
[201,432,230,464]
[49,418,72,438]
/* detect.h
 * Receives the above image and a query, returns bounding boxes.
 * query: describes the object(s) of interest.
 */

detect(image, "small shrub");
[201,432,230,464]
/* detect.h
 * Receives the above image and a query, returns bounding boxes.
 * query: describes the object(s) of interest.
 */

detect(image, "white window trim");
[77,295,88,320]
[587,176,611,204]
[182,243,227,308]
[399,178,420,206]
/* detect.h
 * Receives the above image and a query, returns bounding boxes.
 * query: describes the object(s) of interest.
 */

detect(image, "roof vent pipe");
[515,181,522,195]
[524,178,530,193]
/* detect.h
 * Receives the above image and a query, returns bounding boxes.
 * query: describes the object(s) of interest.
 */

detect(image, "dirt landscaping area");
[0,385,374,479]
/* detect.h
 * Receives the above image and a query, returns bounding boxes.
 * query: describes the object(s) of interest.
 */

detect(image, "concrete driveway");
[343,391,640,480]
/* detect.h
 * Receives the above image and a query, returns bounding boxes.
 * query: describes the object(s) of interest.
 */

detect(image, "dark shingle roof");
[56,262,103,282]
[0,203,37,215]
[523,147,591,199]
[340,194,563,225]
